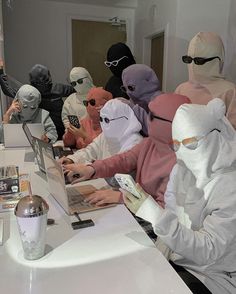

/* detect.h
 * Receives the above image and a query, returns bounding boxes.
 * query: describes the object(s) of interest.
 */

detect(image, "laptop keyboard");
[67,187,94,208]
[53,146,73,158]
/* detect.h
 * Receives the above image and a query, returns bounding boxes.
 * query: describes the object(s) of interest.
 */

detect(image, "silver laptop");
[22,123,73,172]
[43,151,114,215]
[3,123,43,148]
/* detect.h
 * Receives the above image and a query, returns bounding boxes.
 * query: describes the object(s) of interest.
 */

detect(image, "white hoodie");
[136,98,236,294]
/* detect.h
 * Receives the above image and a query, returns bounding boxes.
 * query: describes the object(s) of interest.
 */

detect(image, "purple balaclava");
[122,64,162,112]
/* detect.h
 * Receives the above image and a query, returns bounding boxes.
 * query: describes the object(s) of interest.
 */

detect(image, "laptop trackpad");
[24,151,35,162]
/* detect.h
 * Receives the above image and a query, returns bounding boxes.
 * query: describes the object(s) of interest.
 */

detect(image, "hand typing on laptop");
[58,156,74,165]
[64,163,95,184]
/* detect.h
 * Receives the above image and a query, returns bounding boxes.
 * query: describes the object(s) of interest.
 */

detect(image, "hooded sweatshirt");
[122,64,162,136]
[61,67,94,128]
[8,84,58,143]
[67,98,143,164]
[29,64,74,139]
[0,64,74,140]
[90,93,190,207]
[63,87,112,149]
[105,42,135,99]
[136,98,236,294]
[175,31,236,129]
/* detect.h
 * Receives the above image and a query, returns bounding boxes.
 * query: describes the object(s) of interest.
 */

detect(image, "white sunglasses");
[104,56,128,67]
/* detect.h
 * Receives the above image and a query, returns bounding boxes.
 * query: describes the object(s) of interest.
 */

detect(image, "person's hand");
[84,189,121,206]
[122,183,148,214]
[8,100,21,115]
[3,100,21,123]
[57,156,74,165]
[68,124,87,140]
[64,163,95,183]
[41,134,50,143]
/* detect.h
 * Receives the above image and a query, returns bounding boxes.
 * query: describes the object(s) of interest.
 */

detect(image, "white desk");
[0,148,192,294]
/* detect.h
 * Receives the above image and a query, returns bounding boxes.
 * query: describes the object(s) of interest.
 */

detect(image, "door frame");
[66,14,133,74]
[142,23,169,92]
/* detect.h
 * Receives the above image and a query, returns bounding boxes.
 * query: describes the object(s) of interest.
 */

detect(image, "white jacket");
[137,99,236,294]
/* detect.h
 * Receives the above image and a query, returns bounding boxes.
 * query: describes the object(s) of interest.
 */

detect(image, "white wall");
[2,0,135,84]
[175,0,231,86]
[135,0,231,91]
[134,0,178,91]
[225,0,236,83]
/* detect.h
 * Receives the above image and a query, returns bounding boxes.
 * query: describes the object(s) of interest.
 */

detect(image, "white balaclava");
[187,32,225,83]
[100,98,142,153]
[69,67,94,95]
[172,98,236,189]
[15,84,41,122]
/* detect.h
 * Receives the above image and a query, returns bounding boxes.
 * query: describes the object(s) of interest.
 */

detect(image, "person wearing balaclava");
[104,42,135,99]
[63,94,190,210]
[2,84,57,143]
[29,64,74,140]
[123,98,236,294]
[121,64,162,136]
[175,31,236,129]
[61,67,94,128]
[63,87,112,149]
[0,63,75,140]
[60,98,143,166]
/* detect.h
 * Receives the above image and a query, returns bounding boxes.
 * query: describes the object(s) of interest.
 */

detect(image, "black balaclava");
[29,64,53,94]
[106,42,136,78]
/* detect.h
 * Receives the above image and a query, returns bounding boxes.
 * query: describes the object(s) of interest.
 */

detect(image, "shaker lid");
[14,194,49,217]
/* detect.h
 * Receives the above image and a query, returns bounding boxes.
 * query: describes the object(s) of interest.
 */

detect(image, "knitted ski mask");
[15,84,41,122]
[106,43,135,78]
[29,64,52,93]
[69,67,94,95]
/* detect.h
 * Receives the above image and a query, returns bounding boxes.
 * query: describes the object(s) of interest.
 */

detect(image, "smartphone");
[114,173,141,199]
[68,115,80,128]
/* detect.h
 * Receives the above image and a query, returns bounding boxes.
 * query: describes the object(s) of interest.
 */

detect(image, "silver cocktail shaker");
[14,194,49,260]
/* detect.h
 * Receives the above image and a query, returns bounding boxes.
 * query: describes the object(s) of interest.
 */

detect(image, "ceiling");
[42,0,138,8]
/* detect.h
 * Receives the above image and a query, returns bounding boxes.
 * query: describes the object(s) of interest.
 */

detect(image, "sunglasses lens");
[170,141,180,152]
[127,85,135,91]
[194,58,206,65]
[89,99,96,106]
[77,78,84,84]
[83,100,88,107]
[104,61,111,67]
[71,81,76,87]
[184,141,198,150]
[104,117,110,123]
[120,86,127,93]
[182,56,192,64]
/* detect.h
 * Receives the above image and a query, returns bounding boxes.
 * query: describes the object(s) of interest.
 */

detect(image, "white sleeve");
[137,171,236,266]
[67,134,102,164]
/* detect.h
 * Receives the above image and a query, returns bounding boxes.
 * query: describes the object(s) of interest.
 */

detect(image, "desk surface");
[0,148,192,294]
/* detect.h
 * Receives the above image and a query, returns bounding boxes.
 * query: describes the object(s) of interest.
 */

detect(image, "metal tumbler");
[14,194,49,260]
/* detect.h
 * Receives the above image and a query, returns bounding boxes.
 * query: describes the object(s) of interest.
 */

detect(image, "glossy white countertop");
[0,148,192,294]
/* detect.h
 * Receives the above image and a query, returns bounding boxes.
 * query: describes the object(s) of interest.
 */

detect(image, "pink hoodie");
[91,93,190,207]
[63,87,112,149]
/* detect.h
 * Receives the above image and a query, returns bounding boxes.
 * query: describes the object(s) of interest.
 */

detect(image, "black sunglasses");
[120,85,135,93]
[83,99,96,107]
[100,116,128,124]
[70,77,87,87]
[149,112,172,123]
[182,55,221,65]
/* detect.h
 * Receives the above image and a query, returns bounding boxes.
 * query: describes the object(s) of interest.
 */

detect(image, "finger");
[71,176,86,184]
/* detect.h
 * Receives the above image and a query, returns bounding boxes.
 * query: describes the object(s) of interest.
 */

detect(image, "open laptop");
[22,123,73,172]
[42,150,114,215]
[3,123,43,148]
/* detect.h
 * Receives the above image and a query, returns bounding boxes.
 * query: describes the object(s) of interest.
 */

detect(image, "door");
[72,19,126,87]
[151,32,164,90]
